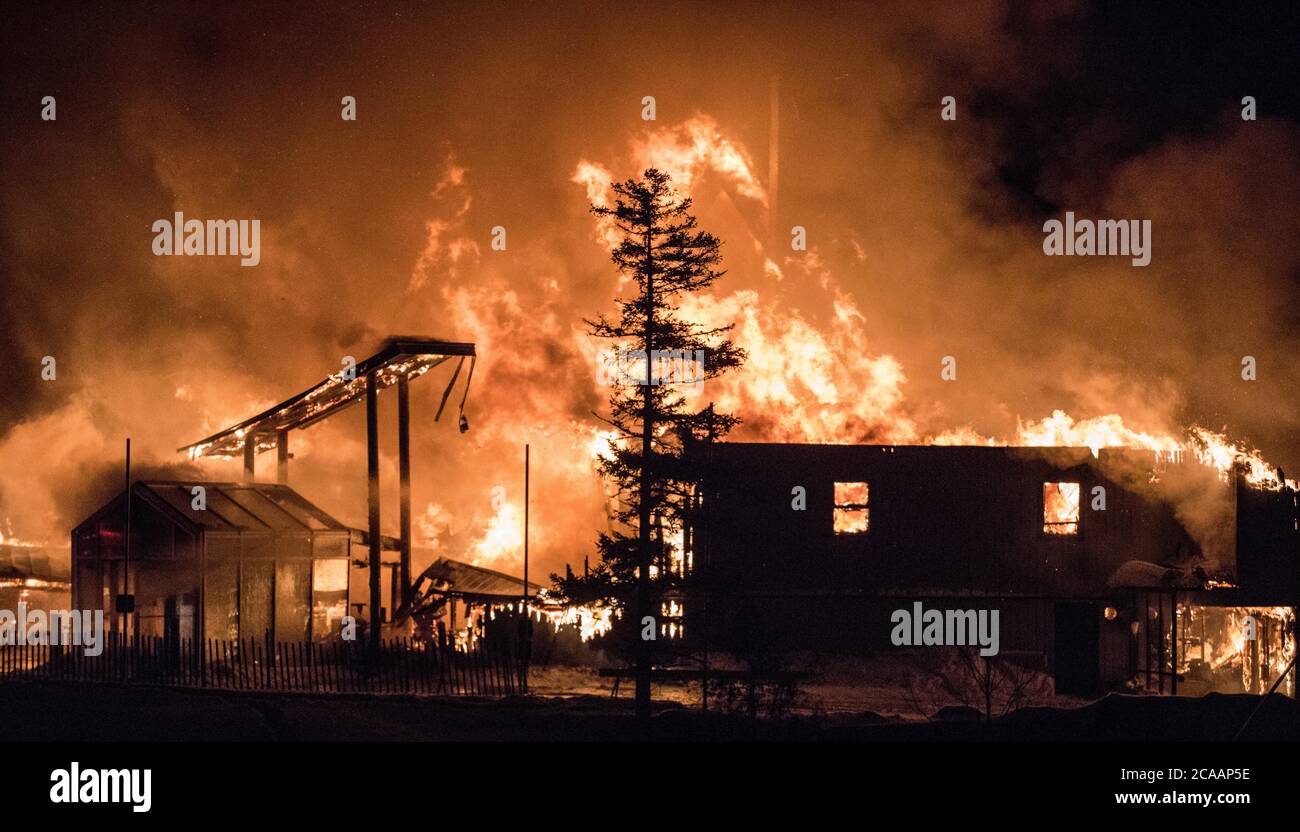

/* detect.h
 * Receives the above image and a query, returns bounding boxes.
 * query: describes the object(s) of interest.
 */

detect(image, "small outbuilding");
[72,481,353,644]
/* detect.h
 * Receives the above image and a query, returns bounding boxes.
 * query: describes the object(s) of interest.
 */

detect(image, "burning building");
[400,557,541,648]
[684,442,1298,696]
[70,338,481,648]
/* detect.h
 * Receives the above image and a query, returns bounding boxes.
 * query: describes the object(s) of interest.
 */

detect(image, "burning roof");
[416,556,540,601]
[179,338,475,460]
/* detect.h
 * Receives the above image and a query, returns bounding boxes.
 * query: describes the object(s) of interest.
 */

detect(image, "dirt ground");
[0,673,1294,742]
[529,652,1095,719]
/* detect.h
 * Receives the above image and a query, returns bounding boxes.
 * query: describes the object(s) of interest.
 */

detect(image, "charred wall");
[692,444,1201,600]
[1235,481,1300,602]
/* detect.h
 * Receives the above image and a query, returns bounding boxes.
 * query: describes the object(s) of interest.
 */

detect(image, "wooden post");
[398,376,412,610]
[366,372,381,651]
[243,437,255,483]
[389,565,400,623]
[276,430,289,484]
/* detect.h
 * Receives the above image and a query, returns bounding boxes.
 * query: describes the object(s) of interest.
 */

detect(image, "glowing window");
[1043,482,1080,535]
[833,481,869,534]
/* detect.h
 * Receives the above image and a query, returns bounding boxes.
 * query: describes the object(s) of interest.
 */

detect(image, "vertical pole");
[398,377,412,609]
[366,372,381,651]
[522,443,530,693]
[523,444,529,602]
[389,566,399,623]
[123,438,131,639]
[243,436,255,483]
[276,430,289,484]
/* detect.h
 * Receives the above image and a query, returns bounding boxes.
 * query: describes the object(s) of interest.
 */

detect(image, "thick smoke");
[0,4,1295,586]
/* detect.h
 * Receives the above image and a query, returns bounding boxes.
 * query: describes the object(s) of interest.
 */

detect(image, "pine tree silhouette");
[551,168,744,717]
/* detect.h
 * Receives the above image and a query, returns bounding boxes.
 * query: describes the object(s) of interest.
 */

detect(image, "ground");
[529,653,1094,718]
[0,679,1294,741]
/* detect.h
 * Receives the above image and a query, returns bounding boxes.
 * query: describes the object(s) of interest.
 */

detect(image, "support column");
[243,437,255,483]
[398,376,412,610]
[366,372,381,650]
[276,430,289,484]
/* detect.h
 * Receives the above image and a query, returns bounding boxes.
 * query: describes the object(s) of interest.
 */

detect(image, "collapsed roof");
[418,557,541,600]
[0,546,71,585]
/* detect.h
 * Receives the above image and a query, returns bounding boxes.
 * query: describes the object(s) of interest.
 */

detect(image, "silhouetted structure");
[178,337,476,649]
[686,443,1299,696]
[72,481,353,643]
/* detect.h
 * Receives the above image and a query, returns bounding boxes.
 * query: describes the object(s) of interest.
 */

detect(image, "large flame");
[574,118,1293,495]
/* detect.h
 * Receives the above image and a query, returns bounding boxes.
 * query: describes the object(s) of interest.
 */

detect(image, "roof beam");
[178,338,475,460]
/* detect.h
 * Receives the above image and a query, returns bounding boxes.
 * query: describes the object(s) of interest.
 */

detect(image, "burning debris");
[1174,605,1296,697]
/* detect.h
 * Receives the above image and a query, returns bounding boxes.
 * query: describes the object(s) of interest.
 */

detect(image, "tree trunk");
[636,225,654,719]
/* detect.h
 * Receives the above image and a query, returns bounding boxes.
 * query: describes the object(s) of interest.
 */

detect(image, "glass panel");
[175,593,197,643]
[153,485,228,530]
[75,563,99,611]
[240,560,273,641]
[262,490,329,529]
[274,560,310,643]
[313,535,347,560]
[203,489,266,530]
[312,560,348,643]
[137,562,181,637]
[224,488,302,531]
[204,559,238,642]
[275,535,312,561]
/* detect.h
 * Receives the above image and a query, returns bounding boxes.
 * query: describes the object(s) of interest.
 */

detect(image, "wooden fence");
[0,633,527,696]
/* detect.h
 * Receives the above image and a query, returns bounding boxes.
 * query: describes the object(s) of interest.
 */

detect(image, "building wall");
[694,444,1205,599]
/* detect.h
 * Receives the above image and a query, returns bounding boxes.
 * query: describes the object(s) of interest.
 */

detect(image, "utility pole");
[523,444,530,602]
[522,443,531,693]
[366,372,382,651]
[119,438,134,639]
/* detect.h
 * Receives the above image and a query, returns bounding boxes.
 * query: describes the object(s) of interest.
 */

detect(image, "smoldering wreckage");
[1,336,1296,724]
